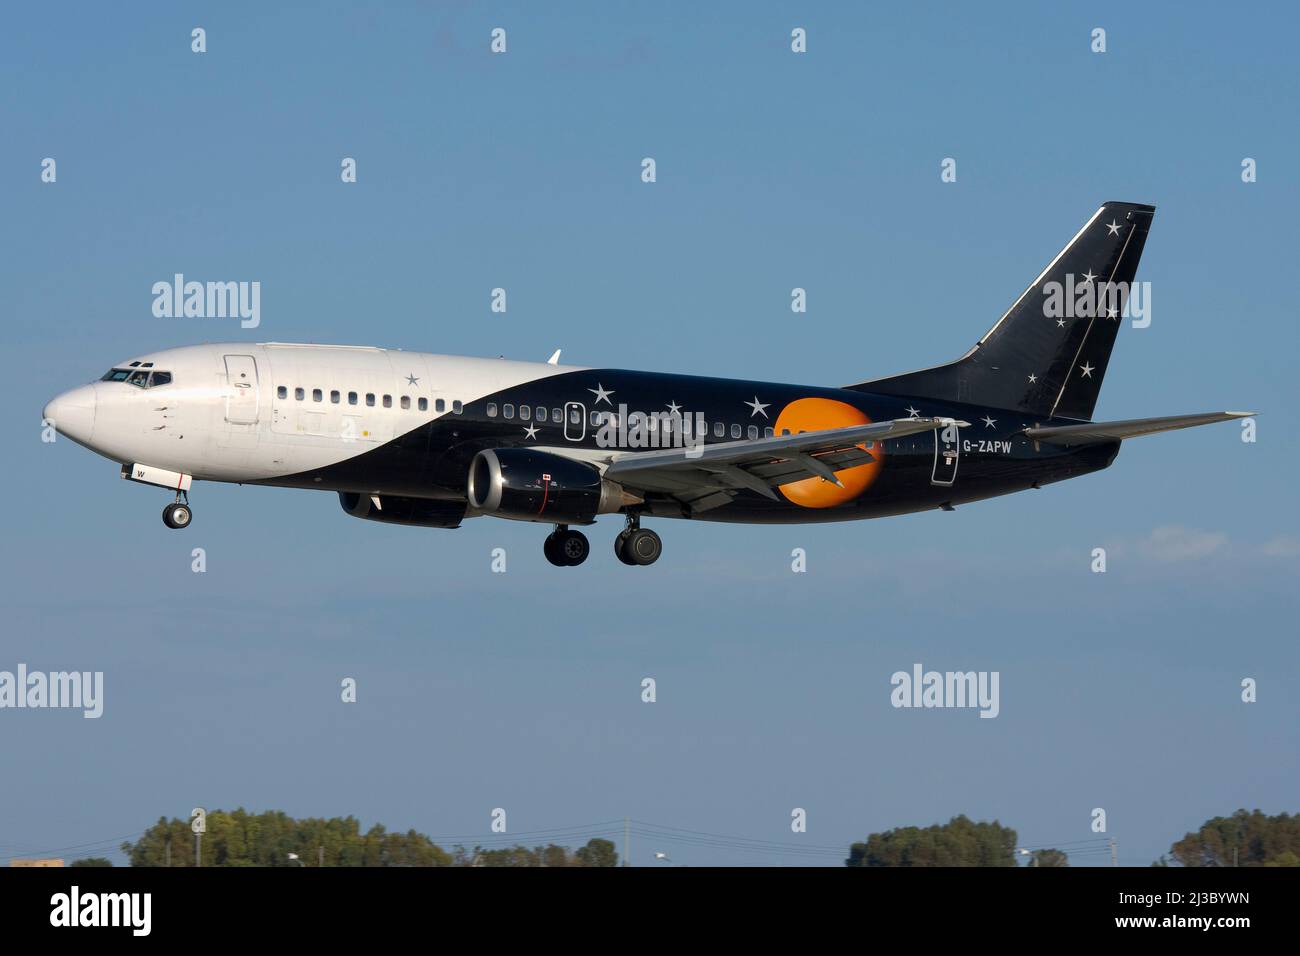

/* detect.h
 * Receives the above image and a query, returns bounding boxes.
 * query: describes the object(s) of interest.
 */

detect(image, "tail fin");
[850,201,1155,421]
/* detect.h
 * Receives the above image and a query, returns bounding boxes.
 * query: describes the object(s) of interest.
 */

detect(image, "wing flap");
[604,416,963,499]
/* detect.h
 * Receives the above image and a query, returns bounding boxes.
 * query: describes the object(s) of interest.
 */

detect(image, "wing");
[1023,411,1255,447]
[603,417,965,513]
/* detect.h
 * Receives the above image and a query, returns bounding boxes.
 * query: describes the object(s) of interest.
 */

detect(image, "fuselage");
[43,342,1118,525]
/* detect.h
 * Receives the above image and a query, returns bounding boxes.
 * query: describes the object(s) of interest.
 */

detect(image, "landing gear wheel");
[162,502,192,530]
[621,528,661,566]
[614,530,636,565]
[544,529,589,567]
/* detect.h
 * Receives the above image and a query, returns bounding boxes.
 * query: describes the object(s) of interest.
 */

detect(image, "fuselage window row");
[275,385,444,414]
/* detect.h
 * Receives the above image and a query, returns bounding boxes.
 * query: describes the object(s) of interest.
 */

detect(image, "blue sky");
[1,1,1296,866]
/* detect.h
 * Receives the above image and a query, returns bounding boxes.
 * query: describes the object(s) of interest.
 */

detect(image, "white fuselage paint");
[44,342,580,486]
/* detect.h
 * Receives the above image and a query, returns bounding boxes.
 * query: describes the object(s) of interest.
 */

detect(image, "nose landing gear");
[543,525,589,566]
[162,491,192,530]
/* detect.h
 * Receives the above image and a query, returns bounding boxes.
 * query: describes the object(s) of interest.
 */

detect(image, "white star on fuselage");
[1080,362,1094,378]
[666,401,682,415]
[981,415,996,429]
[1081,270,1097,285]
[1056,318,1067,328]
[588,383,615,405]
[523,424,539,439]
[745,396,769,418]
[1106,220,1122,236]
[905,405,920,418]
[1028,374,1038,384]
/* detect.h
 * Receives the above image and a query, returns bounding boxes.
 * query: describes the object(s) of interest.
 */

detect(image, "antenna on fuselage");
[547,349,562,365]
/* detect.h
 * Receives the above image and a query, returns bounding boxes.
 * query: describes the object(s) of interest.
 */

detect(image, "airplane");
[43,201,1252,567]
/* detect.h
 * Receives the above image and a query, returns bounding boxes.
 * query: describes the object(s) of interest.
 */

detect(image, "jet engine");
[466,448,639,524]
[338,492,466,528]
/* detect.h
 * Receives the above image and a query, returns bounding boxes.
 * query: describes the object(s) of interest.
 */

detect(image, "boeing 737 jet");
[44,202,1251,567]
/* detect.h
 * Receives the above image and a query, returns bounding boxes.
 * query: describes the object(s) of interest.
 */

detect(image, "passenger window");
[731,424,742,439]
[590,410,600,426]
[504,404,515,419]
[570,407,581,424]
[418,397,428,411]
[764,427,773,438]
[348,392,358,405]
[331,390,340,404]
[277,386,287,399]
[382,395,392,408]
[748,426,758,440]
[366,393,375,407]
[452,400,463,414]
[486,403,497,417]
[313,389,323,402]
[520,405,531,421]
[436,398,446,413]
[552,408,562,423]
[713,422,724,438]
[537,407,547,422]
[295,388,305,401]
[400,396,410,410]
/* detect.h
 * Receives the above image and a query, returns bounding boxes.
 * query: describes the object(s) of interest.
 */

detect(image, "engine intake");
[466,448,637,524]
[339,492,465,528]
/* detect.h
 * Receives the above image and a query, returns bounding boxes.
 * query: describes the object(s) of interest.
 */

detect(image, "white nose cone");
[44,384,98,445]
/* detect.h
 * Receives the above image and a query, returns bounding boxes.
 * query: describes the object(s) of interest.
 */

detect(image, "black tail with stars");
[849,201,1155,422]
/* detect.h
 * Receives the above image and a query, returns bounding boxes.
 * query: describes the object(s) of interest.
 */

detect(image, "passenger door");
[931,420,959,486]
[223,354,259,424]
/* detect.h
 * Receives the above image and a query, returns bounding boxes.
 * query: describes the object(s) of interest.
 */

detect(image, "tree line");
[116,808,618,867]
[67,807,1297,866]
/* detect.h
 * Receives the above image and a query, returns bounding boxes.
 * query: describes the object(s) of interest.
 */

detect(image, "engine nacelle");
[466,448,637,524]
[338,492,466,528]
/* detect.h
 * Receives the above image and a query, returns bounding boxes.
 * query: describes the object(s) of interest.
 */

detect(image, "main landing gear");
[544,525,590,567]
[161,491,193,530]
[542,516,663,567]
[614,514,661,567]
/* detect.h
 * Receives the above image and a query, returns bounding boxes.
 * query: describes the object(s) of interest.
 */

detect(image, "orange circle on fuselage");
[773,398,885,508]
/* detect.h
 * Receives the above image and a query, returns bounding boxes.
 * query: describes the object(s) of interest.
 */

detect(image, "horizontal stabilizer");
[1024,411,1255,446]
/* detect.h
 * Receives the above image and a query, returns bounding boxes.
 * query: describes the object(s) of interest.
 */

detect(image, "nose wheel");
[162,492,192,530]
[544,526,589,566]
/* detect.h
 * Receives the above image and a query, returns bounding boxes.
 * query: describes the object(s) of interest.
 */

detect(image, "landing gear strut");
[614,514,661,566]
[162,490,192,530]
[544,525,589,566]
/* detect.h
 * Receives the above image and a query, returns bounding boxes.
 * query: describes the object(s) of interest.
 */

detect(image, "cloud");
[1261,535,1300,558]
[1136,526,1228,563]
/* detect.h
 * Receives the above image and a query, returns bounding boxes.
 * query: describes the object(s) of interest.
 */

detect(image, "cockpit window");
[101,368,173,388]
